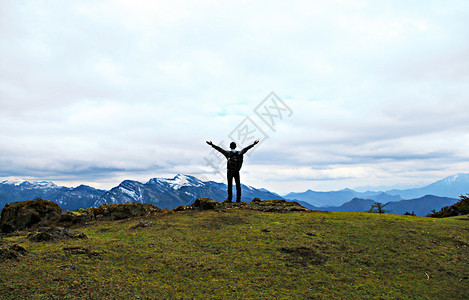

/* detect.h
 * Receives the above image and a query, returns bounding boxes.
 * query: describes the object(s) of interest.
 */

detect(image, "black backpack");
[227,151,243,171]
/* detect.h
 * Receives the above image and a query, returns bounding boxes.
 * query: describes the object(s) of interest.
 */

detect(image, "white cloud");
[1,0,468,193]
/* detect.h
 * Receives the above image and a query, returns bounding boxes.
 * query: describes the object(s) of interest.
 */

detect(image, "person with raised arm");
[206,140,259,202]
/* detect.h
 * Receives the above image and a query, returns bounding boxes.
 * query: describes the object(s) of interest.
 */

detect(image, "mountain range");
[284,173,469,207]
[95,174,281,209]
[298,195,459,216]
[0,180,105,210]
[284,189,402,207]
[0,174,281,210]
[1,173,467,216]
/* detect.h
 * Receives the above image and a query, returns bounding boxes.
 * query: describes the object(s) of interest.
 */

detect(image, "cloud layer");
[1,0,468,193]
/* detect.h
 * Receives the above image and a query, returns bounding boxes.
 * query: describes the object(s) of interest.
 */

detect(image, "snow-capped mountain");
[95,174,283,209]
[1,179,57,188]
[148,174,205,190]
[386,173,469,199]
[0,180,106,210]
[0,175,283,210]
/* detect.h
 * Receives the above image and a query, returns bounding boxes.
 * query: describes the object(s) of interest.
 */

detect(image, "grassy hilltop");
[1,200,468,299]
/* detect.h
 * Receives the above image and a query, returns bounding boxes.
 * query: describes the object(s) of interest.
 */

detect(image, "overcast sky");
[1,0,468,194]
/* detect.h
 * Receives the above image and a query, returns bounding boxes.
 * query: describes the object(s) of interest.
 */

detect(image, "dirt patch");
[63,247,101,258]
[130,221,154,230]
[279,246,327,266]
[199,213,247,229]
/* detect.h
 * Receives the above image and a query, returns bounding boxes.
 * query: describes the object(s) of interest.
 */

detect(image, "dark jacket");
[211,143,255,171]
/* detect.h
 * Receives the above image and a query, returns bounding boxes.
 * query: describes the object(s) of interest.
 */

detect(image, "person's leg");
[227,169,233,202]
[234,171,241,202]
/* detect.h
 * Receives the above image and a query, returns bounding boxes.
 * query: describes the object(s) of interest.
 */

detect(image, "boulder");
[0,198,62,233]
[192,198,219,210]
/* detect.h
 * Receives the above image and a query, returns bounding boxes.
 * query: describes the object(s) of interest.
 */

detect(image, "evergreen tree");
[367,202,389,213]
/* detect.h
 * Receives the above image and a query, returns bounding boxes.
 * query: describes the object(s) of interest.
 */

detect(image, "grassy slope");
[1,210,468,299]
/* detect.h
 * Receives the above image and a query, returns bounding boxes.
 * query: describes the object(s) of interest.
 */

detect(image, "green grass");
[1,210,468,299]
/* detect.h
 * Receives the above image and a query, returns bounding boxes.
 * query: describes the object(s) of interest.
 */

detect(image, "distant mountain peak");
[1,179,57,189]
[441,173,469,185]
[147,174,203,190]
[0,180,105,210]
[32,181,58,188]
[1,179,25,186]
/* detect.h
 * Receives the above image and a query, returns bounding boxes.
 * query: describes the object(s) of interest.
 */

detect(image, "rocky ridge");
[174,197,310,212]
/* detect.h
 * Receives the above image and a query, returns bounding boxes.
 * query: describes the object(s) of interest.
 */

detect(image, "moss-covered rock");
[0,244,27,261]
[28,227,88,242]
[247,199,310,212]
[192,198,219,210]
[0,198,62,233]
[59,208,96,226]
[173,198,309,212]
[59,202,163,226]
[92,202,162,220]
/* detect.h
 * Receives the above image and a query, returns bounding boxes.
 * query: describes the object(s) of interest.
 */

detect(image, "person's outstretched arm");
[240,140,259,155]
[206,141,229,157]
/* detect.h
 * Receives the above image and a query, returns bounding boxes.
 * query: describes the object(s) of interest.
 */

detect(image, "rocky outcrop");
[192,198,219,210]
[174,198,310,212]
[91,202,162,220]
[246,199,310,212]
[28,227,88,242]
[0,198,62,233]
[0,199,164,232]
[0,244,27,260]
[59,202,164,226]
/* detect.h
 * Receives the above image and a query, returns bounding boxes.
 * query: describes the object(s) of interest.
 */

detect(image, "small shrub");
[367,202,389,213]
[427,194,469,218]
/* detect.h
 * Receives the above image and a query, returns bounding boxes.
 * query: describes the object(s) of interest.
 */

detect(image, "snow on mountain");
[97,174,284,209]
[386,173,469,199]
[439,173,469,185]
[1,179,58,189]
[152,174,204,190]
[0,180,106,210]
[120,185,143,202]
[1,179,25,186]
